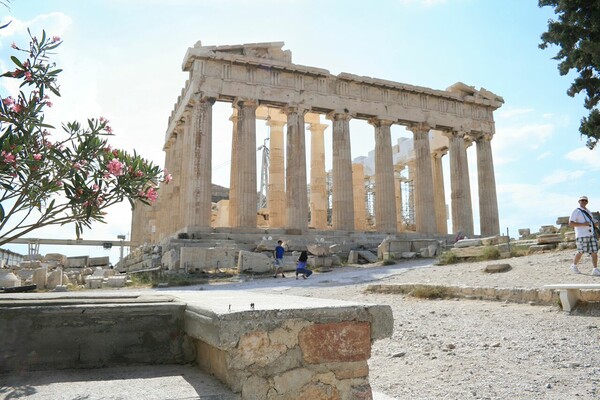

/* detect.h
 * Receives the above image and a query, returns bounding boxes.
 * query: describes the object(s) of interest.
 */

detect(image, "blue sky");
[1,0,598,262]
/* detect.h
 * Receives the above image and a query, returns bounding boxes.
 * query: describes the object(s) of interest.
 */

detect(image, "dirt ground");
[280,249,600,399]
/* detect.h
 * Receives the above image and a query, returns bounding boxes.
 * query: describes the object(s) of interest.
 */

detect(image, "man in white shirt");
[569,195,600,275]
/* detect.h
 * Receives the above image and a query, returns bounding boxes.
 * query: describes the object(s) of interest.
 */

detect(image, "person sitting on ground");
[569,195,600,276]
[296,251,312,279]
[273,240,286,278]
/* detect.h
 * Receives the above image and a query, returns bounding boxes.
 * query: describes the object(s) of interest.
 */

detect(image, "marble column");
[228,110,238,227]
[446,130,474,237]
[432,148,448,235]
[352,163,367,231]
[308,122,328,230]
[231,100,258,228]
[267,119,286,228]
[284,106,308,232]
[328,112,355,231]
[394,166,404,232]
[178,110,192,230]
[408,123,437,233]
[187,97,215,229]
[476,133,500,236]
[370,118,397,233]
[170,129,183,233]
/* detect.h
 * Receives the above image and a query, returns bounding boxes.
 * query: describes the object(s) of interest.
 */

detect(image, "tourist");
[295,251,312,279]
[569,195,600,275]
[273,240,286,278]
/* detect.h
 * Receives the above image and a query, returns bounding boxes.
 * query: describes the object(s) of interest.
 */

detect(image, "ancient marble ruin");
[131,41,503,245]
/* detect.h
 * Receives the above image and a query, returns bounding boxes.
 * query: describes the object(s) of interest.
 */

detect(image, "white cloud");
[565,147,600,170]
[536,151,552,160]
[541,169,585,185]
[496,107,534,119]
[493,123,554,152]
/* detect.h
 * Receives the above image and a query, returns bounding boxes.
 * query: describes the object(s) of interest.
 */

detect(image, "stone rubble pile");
[0,253,127,290]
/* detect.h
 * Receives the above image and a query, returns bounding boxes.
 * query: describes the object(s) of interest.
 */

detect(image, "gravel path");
[277,249,600,399]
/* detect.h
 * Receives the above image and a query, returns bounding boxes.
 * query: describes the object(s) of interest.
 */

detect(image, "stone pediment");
[446,82,504,107]
[184,40,293,69]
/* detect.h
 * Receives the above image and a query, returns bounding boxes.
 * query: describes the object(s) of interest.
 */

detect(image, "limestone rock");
[255,239,278,252]
[480,235,509,246]
[536,234,561,244]
[539,225,558,234]
[484,264,512,273]
[454,238,482,248]
[307,243,330,256]
[237,251,272,273]
[450,246,487,258]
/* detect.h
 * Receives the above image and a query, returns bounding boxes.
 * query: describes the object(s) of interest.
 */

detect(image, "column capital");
[308,122,328,133]
[266,119,286,129]
[368,117,394,128]
[283,104,310,116]
[406,121,432,134]
[432,147,448,158]
[326,110,352,122]
[191,94,216,105]
[233,98,258,109]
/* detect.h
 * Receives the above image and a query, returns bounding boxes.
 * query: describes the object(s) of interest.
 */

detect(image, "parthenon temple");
[131,41,504,245]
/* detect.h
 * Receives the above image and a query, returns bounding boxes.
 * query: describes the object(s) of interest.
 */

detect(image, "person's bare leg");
[573,252,583,265]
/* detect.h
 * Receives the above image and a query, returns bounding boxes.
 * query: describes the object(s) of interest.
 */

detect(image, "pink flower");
[23,60,30,68]
[2,97,15,107]
[105,125,113,134]
[56,180,63,187]
[45,101,53,107]
[11,42,17,49]
[52,36,61,43]
[1,151,16,164]
[12,104,24,113]
[99,117,108,123]
[73,162,82,170]
[92,184,99,191]
[24,71,33,81]
[164,174,173,184]
[145,187,158,203]
[33,153,42,161]
[107,158,123,176]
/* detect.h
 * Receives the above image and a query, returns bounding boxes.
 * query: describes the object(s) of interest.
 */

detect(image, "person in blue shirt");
[296,251,312,279]
[273,240,286,278]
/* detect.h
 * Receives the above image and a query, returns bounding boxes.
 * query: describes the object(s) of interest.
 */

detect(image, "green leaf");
[10,56,23,69]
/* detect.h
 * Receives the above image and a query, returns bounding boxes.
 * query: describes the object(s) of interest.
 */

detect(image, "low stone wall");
[366,283,600,306]
[0,294,193,373]
[181,291,392,400]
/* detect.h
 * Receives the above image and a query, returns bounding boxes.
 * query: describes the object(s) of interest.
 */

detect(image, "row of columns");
[169,97,499,237]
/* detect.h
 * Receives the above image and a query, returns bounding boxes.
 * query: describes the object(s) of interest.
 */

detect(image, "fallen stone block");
[528,244,557,252]
[307,243,330,256]
[237,250,272,274]
[484,263,512,273]
[358,251,378,263]
[556,216,569,226]
[347,251,359,264]
[308,256,333,268]
[480,235,509,246]
[106,275,127,288]
[454,238,482,248]
[539,225,558,234]
[536,234,561,244]
[518,228,531,238]
[450,246,488,258]
[85,276,103,289]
